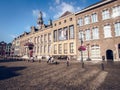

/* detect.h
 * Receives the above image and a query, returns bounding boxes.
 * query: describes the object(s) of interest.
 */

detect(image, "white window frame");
[104,25,112,38]
[92,27,99,40]
[78,18,83,26]
[112,5,120,18]
[85,29,91,41]
[102,9,110,20]
[84,16,90,25]
[91,13,98,23]
[115,22,120,37]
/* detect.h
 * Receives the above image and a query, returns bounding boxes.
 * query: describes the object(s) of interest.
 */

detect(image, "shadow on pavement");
[0,66,27,80]
[0,59,23,63]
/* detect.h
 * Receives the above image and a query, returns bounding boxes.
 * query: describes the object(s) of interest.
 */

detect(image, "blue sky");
[0,0,101,43]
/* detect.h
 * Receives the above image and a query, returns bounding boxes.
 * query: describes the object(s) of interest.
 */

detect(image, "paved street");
[0,59,120,90]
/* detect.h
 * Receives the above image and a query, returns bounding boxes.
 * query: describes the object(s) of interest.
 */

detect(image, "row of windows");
[33,44,51,54]
[24,25,74,44]
[30,42,74,54]
[54,25,74,42]
[54,42,74,54]
[79,22,120,41]
[77,5,120,26]
[27,33,52,44]
[54,17,73,26]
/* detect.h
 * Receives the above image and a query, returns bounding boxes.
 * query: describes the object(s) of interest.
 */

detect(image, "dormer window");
[59,22,61,25]
[70,18,72,21]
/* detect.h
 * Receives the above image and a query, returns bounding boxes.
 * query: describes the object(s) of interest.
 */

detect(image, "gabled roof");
[59,11,72,18]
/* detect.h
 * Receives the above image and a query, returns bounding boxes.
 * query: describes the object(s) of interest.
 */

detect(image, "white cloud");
[49,6,55,11]
[42,12,46,18]
[52,2,81,19]
[32,9,46,18]
[10,34,18,38]
[55,0,60,4]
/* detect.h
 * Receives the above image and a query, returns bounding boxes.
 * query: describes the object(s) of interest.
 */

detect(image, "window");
[104,25,112,38]
[64,43,68,54]
[48,45,51,53]
[112,5,120,18]
[77,18,83,26]
[64,20,66,23]
[91,45,100,58]
[44,34,47,42]
[91,13,98,23]
[59,22,61,25]
[70,18,72,21]
[44,45,47,53]
[102,9,110,20]
[54,44,57,54]
[37,46,39,53]
[58,27,68,40]
[54,23,56,26]
[41,35,43,43]
[37,36,39,43]
[58,28,62,40]
[70,43,74,53]
[48,33,51,42]
[92,27,99,39]
[41,46,43,53]
[84,16,90,25]
[34,37,36,43]
[79,30,84,40]
[58,44,62,54]
[39,46,41,54]
[54,30,57,42]
[115,22,120,36]
[34,46,36,54]
[38,36,40,43]
[85,29,91,41]
[69,25,74,39]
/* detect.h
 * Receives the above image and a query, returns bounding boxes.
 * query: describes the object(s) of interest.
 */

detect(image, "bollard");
[82,62,84,68]
[101,63,104,70]
[67,61,69,66]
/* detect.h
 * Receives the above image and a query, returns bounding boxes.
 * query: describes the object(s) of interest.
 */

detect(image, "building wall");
[52,13,77,59]
[13,0,120,61]
[76,0,120,61]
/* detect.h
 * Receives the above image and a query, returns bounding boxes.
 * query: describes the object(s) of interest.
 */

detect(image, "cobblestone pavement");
[0,59,120,90]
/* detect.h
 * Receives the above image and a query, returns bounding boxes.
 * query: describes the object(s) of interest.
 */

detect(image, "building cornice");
[75,0,116,15]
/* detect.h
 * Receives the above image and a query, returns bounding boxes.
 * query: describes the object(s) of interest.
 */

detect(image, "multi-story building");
[0,41,12,57]
[6,43,12,56]
[76,0,120,61]
[0,41,6,56]
[13,0,120,61]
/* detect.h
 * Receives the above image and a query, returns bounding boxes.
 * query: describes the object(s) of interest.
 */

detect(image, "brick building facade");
[12,0,120,61]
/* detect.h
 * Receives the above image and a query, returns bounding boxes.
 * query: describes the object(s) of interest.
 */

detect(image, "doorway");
[106,49,113,61]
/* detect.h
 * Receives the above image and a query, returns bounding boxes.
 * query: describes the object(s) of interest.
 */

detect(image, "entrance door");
[118,44,120,58]
[106,49,113,61]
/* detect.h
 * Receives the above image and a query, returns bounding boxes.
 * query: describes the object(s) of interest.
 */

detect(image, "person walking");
[66,56,70,66]
[47,55,51,63]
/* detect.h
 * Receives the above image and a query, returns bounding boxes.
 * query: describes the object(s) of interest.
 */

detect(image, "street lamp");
[86,43,91,61]
[79,32,84,68]
[81,33,84,65]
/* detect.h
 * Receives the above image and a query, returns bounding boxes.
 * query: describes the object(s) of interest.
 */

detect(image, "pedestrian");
[66,56,70,66]
[47,55,51,63]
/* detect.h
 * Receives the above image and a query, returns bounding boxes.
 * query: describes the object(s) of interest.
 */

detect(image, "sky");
[0,0,101,43]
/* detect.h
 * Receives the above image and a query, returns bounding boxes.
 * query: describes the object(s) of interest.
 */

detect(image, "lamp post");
[86,43,91,61]
[80,32,84,68]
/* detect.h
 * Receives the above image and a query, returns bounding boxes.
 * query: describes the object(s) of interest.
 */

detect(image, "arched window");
[91,45,100,59]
